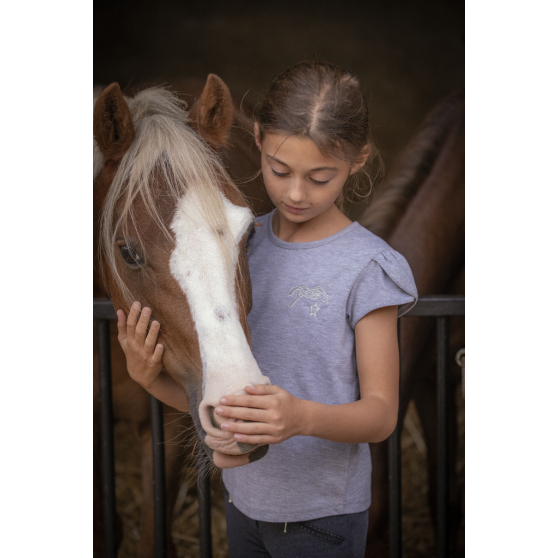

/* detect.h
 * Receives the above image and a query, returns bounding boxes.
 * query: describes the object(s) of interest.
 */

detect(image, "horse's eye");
[246,226,256,250]
[119,245,144,266]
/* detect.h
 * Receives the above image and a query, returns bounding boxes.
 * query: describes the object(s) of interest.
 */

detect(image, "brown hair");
[256,61,383,211]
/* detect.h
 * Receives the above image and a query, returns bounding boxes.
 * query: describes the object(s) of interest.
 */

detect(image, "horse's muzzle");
[198,403,269,465]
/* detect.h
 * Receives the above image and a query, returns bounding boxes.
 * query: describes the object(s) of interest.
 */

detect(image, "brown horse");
[359,91,465,557]
[93,75,273,557]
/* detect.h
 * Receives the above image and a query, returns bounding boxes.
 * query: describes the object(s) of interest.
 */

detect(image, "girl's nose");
[288,178,306,204]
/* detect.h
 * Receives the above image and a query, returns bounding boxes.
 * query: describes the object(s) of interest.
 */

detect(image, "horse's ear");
[189,74,234,149]
[93,83,135,164]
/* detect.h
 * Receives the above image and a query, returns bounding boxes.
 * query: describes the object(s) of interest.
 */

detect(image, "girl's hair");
[256,61,383,211]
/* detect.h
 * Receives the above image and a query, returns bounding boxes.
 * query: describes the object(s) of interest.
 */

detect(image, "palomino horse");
[360,91,465,557]
[93,75,272,557]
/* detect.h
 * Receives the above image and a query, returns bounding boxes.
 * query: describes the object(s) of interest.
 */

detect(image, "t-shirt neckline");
[264,209,360,250]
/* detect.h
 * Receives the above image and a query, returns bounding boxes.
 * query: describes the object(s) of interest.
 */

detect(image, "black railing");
[94,295,464,558]
[390,296,465,558]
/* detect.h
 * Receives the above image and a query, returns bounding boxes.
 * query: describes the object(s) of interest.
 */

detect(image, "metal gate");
[94,295,464,558]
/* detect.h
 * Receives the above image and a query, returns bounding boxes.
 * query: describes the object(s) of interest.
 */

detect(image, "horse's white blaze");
[169,190,270,442]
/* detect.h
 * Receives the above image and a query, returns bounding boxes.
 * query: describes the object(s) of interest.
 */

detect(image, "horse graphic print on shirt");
[287,285,330,317]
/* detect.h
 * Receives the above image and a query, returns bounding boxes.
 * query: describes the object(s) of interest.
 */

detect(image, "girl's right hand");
[117,301,164,389]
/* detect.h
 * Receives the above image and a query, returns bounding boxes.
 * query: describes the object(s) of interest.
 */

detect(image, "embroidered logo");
[288,285,330,317]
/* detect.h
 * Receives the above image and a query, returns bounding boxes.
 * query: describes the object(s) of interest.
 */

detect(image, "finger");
[127,302,142,341]
[116,309,127,342]
[245,384,280,395]
[214,405,267,422]
[232,434,275,445]
[144,320,160,352]
[219,394,270,409]
[220,421,267,435]
[135,306,152,344]
[151,343,164,365]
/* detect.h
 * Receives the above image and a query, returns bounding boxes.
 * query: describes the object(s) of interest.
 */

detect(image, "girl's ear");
[350,144,371,174]
[254,122,262,150]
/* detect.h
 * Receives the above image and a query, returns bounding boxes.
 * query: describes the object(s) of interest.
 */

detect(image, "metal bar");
[150,396,167,558]
[388,320,402,558]
[97,319,117,558]
[436,317,450,558]
[406,295,464,317]
[94,298,118,320]
[198,472,213,558]
[93,296,464,558]
[94,296,465,320]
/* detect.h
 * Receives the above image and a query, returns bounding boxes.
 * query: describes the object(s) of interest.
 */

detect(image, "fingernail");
[133,302,140,309]
[221,423,229,430]
[215,407,223,415]
[220,398,227,404]
[234,434,242,441]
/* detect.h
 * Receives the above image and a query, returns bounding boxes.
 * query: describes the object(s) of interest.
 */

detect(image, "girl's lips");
[284,204,309,214]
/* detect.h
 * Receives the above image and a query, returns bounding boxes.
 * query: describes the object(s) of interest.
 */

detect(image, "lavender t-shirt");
[222,210,417,522]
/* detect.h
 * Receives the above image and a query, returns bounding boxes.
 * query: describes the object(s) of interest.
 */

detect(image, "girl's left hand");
[215,385,306,445]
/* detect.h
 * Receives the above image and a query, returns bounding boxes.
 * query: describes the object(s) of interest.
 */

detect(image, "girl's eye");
[311,178,330,185]
[271,169,289,178]
[119,245,144,267]
[246,226,256,250]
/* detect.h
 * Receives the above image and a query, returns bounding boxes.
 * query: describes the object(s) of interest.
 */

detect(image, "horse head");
[93,75,270,469]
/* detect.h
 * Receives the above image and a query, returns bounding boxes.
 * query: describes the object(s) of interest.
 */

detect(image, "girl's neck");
[272,203,353,243]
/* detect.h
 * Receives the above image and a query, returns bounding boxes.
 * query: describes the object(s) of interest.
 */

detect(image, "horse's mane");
[95,86,244,305]
[360,91,465,239]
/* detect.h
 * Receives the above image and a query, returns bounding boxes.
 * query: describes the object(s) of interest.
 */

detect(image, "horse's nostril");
[236,441,269,463]
[237,441,258,454]
[207,406,220,429]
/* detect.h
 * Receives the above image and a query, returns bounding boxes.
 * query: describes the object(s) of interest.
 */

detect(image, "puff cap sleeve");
[347,249,418,328]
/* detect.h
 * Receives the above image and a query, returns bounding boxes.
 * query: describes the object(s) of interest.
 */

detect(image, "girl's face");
[255,125,365,225]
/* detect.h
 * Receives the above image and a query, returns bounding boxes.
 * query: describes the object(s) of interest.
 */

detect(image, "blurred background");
[94,0,464,170]
[94,1,464,557]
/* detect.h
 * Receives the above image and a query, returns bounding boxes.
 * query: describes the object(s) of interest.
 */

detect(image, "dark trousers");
[224,491,369,558]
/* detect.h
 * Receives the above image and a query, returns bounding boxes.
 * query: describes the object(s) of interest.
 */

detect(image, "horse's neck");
[359,93,465,240]
[366,96,464,393]
[387,102,465,295]
[357,92,464,296]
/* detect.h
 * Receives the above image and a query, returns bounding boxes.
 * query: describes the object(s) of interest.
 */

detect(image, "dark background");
[94,0,464,170]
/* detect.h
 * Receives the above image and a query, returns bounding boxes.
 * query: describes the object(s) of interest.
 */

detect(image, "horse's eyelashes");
[119,245,144,267]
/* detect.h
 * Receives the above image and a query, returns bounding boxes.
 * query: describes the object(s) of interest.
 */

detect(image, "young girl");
[118,61,417,558]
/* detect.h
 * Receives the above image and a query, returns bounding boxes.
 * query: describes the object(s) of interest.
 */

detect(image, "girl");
[118,61,417,558]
